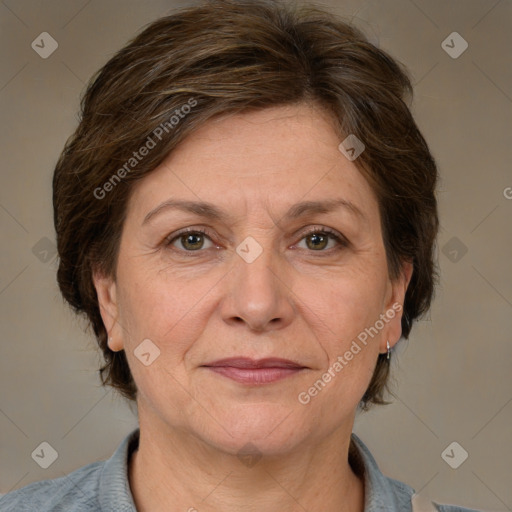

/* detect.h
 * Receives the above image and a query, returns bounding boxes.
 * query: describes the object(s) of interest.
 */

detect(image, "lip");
[203,357,305,369]
[202,357,307,385]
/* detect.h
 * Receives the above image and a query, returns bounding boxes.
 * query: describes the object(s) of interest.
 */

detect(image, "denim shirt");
[0,429,482,512]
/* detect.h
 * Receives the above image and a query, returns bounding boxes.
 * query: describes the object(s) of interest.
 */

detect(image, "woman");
[0,0,483,510]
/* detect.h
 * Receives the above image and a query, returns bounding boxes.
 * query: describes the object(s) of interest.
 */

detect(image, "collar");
[98,428,415,511]
[350,432,415,510]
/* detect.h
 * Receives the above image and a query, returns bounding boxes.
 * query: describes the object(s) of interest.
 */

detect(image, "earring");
[386,340,391,360]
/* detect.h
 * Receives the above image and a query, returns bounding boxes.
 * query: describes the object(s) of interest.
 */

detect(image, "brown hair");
[53,0,439,409]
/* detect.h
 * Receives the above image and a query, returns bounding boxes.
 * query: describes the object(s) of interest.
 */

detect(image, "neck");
[128,414,365,512]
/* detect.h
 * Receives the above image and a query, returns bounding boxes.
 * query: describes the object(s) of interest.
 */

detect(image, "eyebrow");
[142,198,365,226]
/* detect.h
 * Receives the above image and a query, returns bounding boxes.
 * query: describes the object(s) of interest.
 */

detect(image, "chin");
[191,402,311,457]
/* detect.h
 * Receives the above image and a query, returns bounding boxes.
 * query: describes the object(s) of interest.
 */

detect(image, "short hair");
[53,0,439,409]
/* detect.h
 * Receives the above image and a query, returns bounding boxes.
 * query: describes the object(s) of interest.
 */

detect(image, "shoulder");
[0,460,103,512]
[386,473,486,512]
[386,475,486,512]
[434,503,488,512]
[350,432,486,512]
[0,429,139,512]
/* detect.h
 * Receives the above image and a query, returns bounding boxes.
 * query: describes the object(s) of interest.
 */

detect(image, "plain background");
[0,0,511,510]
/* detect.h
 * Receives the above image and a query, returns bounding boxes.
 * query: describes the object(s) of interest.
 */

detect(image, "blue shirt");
[0,429,482,511]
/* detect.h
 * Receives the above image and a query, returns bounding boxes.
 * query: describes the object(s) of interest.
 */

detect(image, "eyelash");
[164,226,348,256]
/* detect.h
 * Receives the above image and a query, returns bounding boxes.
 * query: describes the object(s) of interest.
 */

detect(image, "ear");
[92,269,124,352]
[380,260,413,354]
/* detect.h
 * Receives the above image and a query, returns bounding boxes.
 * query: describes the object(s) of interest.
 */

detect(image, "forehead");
[126,103,379,225]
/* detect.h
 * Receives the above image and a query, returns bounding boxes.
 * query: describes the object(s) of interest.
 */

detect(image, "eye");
[164,226,348,254]
[296,227,347,252]
[166,228,215,252]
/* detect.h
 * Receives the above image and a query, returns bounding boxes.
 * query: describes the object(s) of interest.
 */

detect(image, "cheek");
[116,264,219,364]
[290,267,386,405]
[295,279,382,414]
[115,270,210,412]
[293,267,388,346]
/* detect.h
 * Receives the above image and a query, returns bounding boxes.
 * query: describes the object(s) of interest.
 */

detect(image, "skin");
[94,103,412,512]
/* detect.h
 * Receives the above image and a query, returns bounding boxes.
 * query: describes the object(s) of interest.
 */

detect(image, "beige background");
[0,0,511,510]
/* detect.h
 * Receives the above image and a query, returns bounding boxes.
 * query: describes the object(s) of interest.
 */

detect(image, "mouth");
[201,357,307,385]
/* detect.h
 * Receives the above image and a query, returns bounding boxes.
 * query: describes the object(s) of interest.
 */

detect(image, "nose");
[220,242,295,333]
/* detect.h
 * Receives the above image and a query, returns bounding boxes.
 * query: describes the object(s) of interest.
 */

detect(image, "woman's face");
[95,103,411,455]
